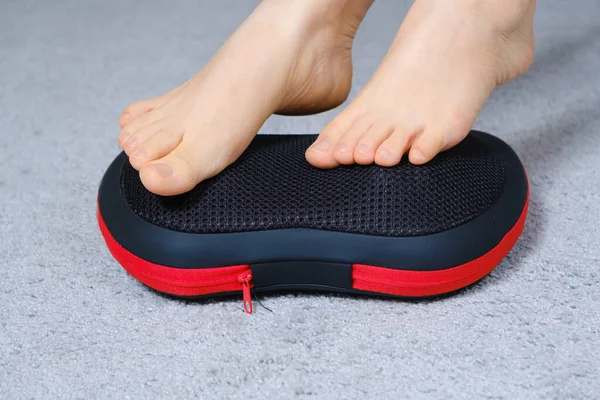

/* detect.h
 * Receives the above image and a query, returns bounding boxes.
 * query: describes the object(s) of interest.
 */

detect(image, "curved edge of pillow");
[97,131,528,272]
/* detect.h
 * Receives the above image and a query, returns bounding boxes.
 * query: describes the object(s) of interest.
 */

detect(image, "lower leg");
[306,0,536,168]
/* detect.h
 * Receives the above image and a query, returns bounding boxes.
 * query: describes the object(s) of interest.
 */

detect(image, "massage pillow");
[97,130,528,314]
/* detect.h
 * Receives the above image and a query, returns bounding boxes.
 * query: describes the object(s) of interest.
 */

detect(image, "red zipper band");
[98,208,255,314]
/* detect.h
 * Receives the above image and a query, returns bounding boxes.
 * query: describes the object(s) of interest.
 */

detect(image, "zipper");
[136,266,255,314]
[134,266,255,314]
[238,272,254,315]
[99,208,257,313]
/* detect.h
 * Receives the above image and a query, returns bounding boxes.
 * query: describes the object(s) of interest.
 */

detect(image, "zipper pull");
[238,272,253,315]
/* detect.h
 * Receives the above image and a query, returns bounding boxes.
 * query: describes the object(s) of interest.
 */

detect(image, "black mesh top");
[121,133,505,237]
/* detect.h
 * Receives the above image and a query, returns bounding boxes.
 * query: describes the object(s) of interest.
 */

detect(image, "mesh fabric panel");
[120,134,505,237]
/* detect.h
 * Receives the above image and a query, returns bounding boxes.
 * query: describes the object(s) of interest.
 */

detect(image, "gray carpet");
[2,0,599,398]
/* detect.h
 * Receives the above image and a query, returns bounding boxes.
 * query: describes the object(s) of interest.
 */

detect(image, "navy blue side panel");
[250,261,353,289]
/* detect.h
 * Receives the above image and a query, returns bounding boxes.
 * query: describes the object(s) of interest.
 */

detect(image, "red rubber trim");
[352,194,529,297]
[97,207,252,297]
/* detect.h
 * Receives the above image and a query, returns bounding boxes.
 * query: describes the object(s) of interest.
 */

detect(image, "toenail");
[377,148,392,159]
[337,143,350,153]
[311,140,330,153]
[410,149,425,163]
[357,144,370,154]
[151,163,173,178]
[132,148,147,159]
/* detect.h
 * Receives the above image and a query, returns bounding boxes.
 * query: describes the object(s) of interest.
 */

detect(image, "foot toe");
[374,127,419,167]
[119,120,162,156]
[139,162,178,195]
[306,107,364,168]
[118,111,163,149]
[353,124,393,165]
[305,136,338,169]
[120,84,186,127]
[128,125,183,170]
[408,128,448,165]
[332,118,373,165]
[305,121,349,169]
[332,140,356,165]
[139,141,212,196]
[119,99,161,127]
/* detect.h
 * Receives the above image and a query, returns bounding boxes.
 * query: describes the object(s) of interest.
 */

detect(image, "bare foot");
[306,0,536,168]
[118,0,374,196]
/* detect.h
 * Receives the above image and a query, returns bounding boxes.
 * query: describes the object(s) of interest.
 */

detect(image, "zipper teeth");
[190,276,244,287]
[99,208,255,314]
[138,273,243,291]
[354,270,483,286]
[136,268,251,289]
[351,264,489,297]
